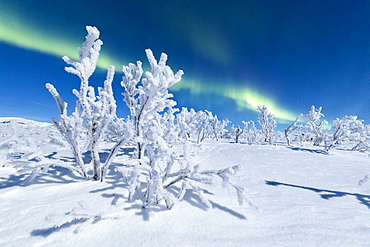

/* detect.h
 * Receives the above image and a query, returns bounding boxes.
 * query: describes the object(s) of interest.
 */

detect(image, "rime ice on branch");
[46,26,127,181]
[43,26,251,210]
[257,105,276,144]
[304,105,328,146]
[120,49,252,209]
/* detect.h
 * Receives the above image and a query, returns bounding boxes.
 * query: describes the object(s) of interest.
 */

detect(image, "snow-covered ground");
[2,127,370,246]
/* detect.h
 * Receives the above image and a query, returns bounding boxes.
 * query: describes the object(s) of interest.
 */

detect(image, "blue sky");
[0,0,369,127]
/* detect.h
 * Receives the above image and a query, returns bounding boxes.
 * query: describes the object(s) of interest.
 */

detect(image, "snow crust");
[2,133,370,246]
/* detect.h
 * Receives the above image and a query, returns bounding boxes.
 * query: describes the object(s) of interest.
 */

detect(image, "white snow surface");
[2,124,370,246]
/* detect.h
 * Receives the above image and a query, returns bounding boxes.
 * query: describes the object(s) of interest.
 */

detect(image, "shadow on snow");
[265,180,370,209]
[0,148,132,189]
[31,218,90,237]
[0,166,86,189]
[288,146,329,155]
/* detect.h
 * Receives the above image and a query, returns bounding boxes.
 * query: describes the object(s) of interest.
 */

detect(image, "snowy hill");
[0,117,51,127]
[0,117,52,140]
[1,122,370,246]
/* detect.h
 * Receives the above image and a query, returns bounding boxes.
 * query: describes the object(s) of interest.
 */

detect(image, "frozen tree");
[227,121,259,144]
[304,105,328,146]
[257,105,276,144]
[119,49,252,209]
[121,49,183,161]
[284,115,301,146]
[175,109,229,143]
[207,111,230,141]
[105,117,131,142]
[194,111,213,144]
[4,26,252,210]
[120,48,183,207]
[351,124,370,152]
[326,116,364,151]
[176,107,201,140]
[46,26,130,181]
[232,121,249,143]
[245,121,259,145]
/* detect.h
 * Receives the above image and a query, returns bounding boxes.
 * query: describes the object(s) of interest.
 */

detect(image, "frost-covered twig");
[46,26,128,181]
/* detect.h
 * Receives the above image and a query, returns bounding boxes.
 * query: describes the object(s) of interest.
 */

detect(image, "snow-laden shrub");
[176,107,200,141]
[207,111,230,141]
[119,50,251,209]
[304,105,328,146]
[175,108,229,143]
[121,48,183,161]
[46,26,131,181]
[193,110,214,144]
[352,124,370,152]
[326,116,364,151]
[229,121,248,143]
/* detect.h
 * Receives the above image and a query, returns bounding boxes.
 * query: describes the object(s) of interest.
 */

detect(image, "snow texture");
[1,120,370,246]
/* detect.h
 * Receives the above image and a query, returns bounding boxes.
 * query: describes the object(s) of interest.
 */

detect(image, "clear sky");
[0,0,369,127]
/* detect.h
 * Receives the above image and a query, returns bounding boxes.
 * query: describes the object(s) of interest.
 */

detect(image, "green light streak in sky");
[172,79,298,123]
[0,4,297,123]
[0,9,120,70]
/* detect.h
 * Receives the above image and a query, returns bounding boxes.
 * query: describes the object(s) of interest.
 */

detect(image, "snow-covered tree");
[46,26,130,181]
[207,111,230,141]
[231,121,249,143]
[351,124,370,152]
[120,48,183,207]
[257,105,276,144]
[284,115,301,147]
[174,109,229,143]
[194,111,213,144]
[326,116,364,151]
[176,107,201,141]
[304,105,328,146]
[119,49,252,209]
[245,121,260,145]
[121,49,183,161]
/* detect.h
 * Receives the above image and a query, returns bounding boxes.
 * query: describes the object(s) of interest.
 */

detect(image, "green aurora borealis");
[0,1,369,125]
